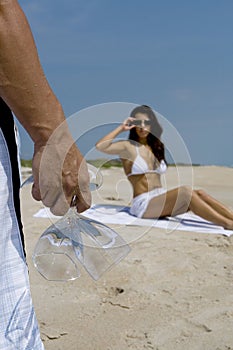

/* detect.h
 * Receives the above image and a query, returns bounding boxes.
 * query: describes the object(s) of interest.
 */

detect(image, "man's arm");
[0,0,91,215]
[0,0,64,142]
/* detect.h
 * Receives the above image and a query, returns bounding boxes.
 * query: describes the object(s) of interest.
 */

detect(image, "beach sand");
[20,165,233,350]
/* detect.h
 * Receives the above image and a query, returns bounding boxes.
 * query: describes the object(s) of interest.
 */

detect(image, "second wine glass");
[22,163,131,281]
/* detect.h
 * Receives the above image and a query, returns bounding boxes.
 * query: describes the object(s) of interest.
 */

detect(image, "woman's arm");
[0,0,91,215]
[96,119,134,155]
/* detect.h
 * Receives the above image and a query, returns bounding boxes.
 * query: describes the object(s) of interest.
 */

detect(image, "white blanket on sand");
[34,204,233,237]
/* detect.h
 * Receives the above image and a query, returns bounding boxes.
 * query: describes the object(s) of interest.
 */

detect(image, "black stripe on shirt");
[0,97,26,256]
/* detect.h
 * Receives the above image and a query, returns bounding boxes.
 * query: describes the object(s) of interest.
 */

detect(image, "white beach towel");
[34,204,233,237]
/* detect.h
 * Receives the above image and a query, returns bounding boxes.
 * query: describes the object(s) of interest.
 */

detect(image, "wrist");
[116,124,125,133]
[26,103,68,145]
[34,119,74,150]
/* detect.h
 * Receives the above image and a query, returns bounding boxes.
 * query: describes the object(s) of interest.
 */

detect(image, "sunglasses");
[131,119,152,127]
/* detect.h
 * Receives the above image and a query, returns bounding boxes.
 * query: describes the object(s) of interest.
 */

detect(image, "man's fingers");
[49,196,69,216]
[31,182,41,201]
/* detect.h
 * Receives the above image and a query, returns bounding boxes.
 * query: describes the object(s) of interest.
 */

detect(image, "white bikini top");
[127,145,167,177]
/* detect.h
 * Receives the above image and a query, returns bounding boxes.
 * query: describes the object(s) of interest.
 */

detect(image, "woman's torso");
[121,141,166,198]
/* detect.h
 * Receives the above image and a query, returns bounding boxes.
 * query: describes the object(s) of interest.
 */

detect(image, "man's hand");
[32,127,91,216]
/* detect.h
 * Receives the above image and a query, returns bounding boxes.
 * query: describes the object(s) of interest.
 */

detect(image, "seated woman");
[96,105,233,230]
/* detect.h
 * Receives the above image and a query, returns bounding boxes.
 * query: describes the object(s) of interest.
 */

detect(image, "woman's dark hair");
[128,105,166,162]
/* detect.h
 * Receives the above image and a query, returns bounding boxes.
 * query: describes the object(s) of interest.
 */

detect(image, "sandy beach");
[20,165,233,350]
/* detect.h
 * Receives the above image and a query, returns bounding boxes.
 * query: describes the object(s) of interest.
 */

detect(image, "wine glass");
[22,164,130,281]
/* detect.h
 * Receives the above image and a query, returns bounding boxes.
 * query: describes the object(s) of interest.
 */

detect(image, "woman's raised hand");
[121,117,136,131]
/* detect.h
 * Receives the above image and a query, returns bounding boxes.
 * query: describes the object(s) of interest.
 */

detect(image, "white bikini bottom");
[130,187,167,218]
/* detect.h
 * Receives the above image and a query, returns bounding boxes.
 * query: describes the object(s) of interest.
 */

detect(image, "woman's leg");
[195,190,233,221]
[143,187,191,218]
[143,186,233,230]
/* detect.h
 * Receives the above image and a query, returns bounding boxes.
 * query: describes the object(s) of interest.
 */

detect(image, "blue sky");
[17,0,233,166]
